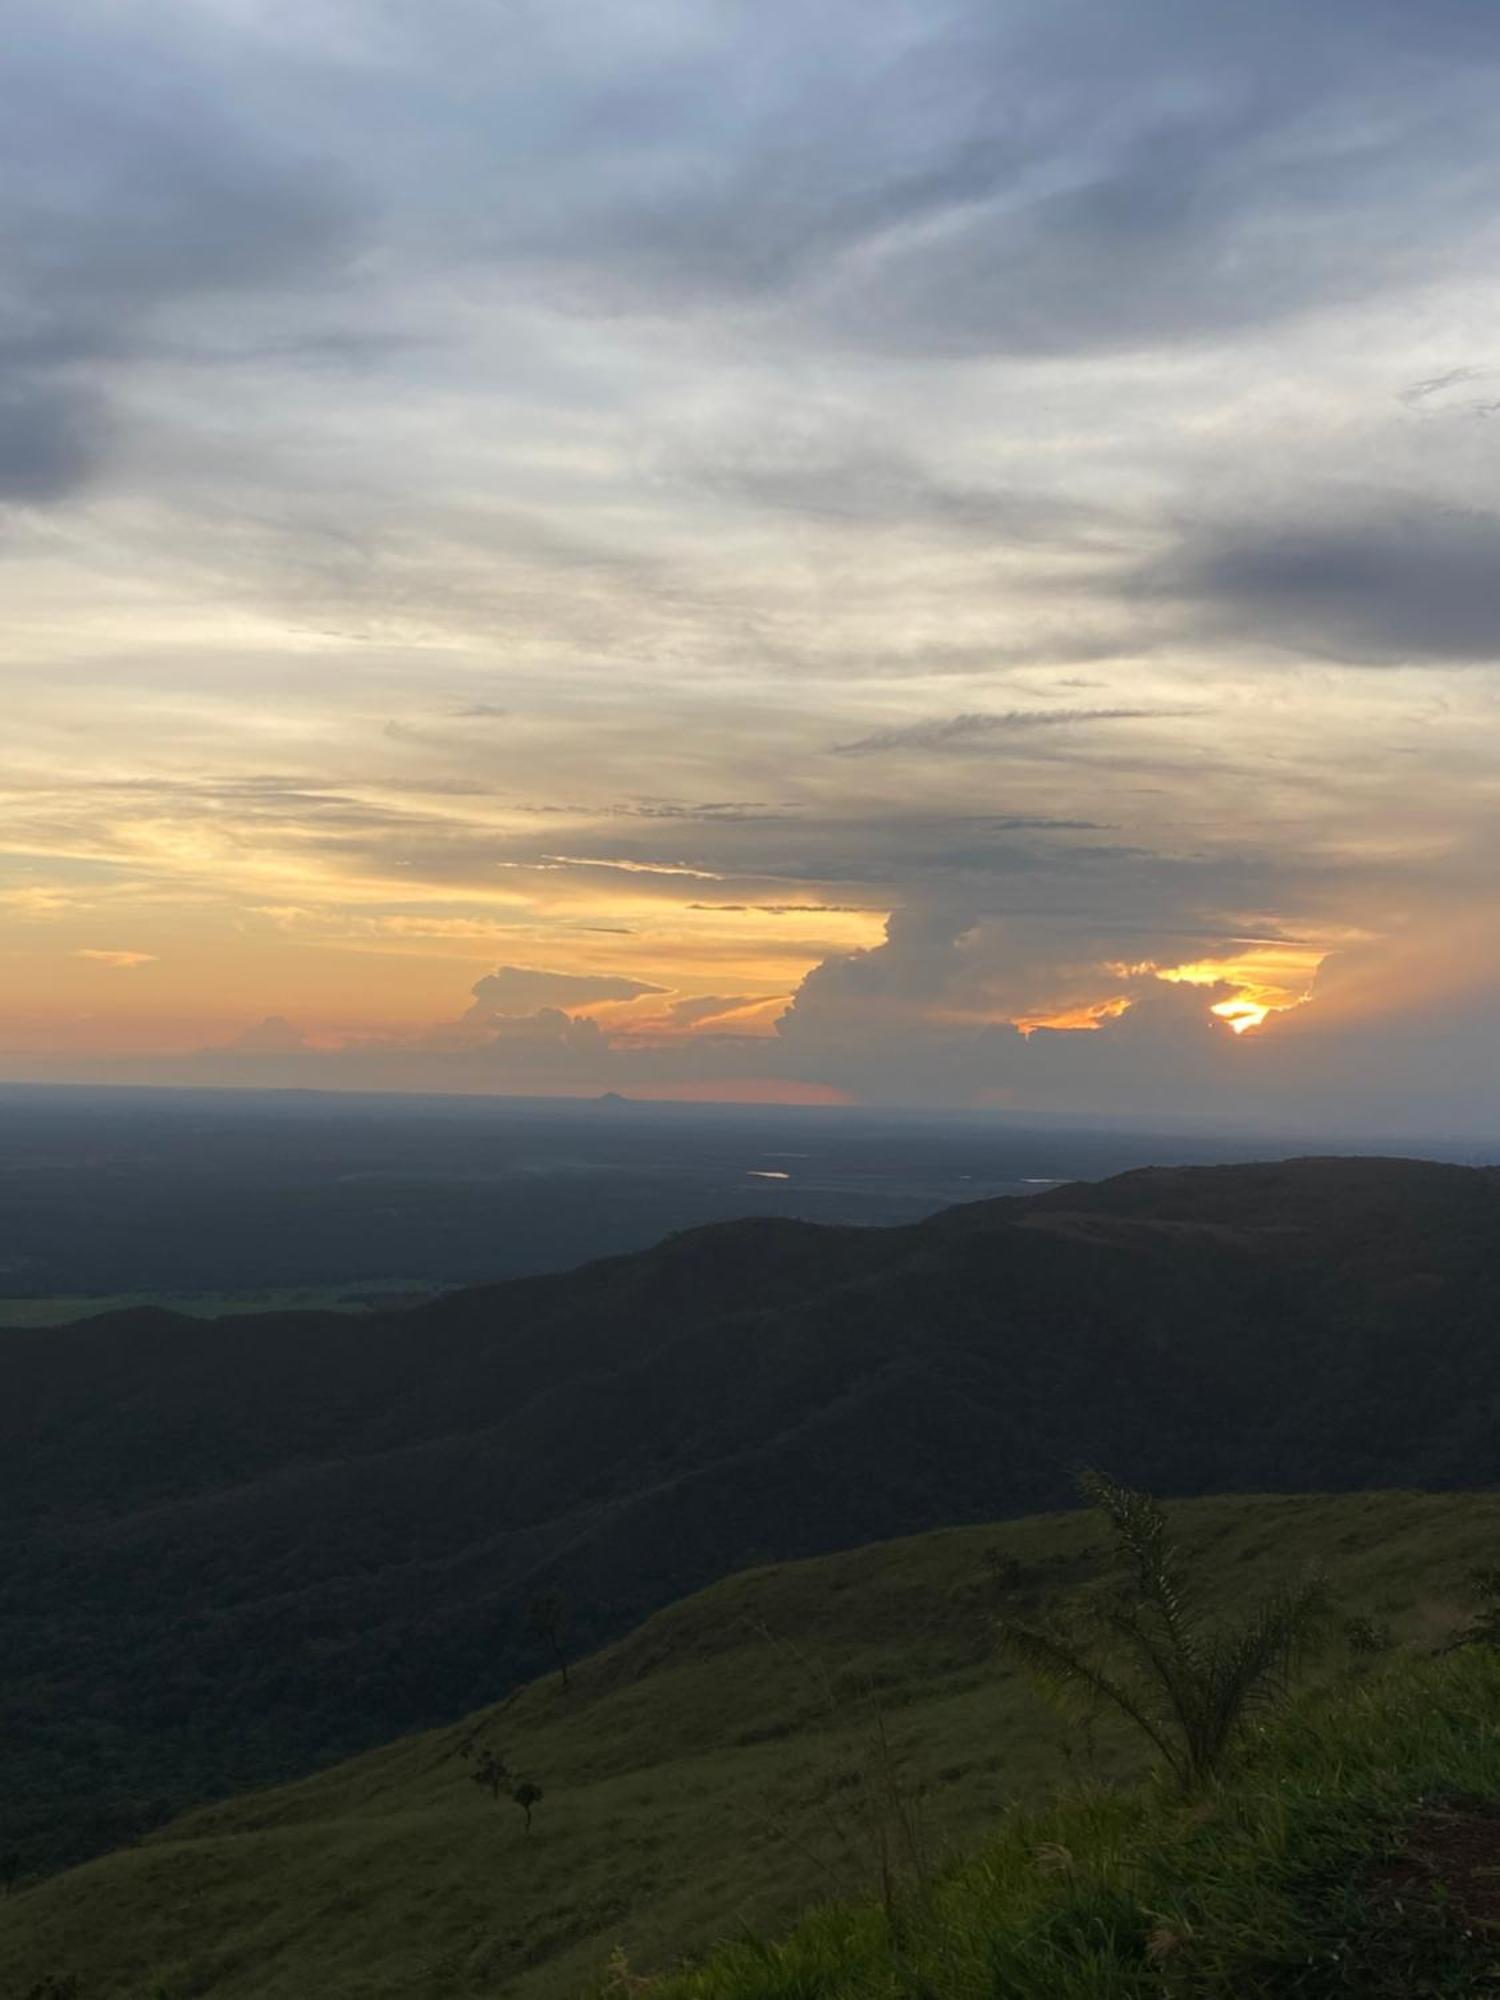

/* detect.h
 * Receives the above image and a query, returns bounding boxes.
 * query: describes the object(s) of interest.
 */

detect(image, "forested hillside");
[7,1156,1500,1874]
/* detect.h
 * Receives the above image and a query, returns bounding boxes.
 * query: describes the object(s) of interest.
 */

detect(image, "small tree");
[468,1746,511,1803]
[511,1779,543,1833]
[463,1744,543,1832]
[0,1850,20,1895]
[528,1589,571,1692]
[998,1470,1328,1794]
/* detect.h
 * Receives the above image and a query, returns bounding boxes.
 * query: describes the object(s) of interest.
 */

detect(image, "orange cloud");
[1015,995,1132,1036]
[1151,942,1327,1034]
[73,949,157,969]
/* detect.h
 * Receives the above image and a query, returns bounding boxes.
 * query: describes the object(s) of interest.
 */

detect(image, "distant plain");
[2,1083,1487,1316]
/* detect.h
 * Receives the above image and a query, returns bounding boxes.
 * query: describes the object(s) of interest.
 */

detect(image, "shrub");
[998,1470,1328,1793]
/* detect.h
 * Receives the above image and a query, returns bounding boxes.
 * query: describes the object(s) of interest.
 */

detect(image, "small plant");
[601,1944,654,1994]
[528,1588,571,1692]
[511,1779,543,1833]
[1343,1611,1393,1655]
[1453,1567,1500,1650]
[982,1548,1028,1597]
[999,1470,1328,1794]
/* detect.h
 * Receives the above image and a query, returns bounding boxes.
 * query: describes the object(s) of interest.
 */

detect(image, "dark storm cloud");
[0,18,365,502]
[1147,502,1500,665]
[0,381,104,503]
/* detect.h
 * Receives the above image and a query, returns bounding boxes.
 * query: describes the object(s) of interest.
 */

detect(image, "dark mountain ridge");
[7,1155,1500,1872]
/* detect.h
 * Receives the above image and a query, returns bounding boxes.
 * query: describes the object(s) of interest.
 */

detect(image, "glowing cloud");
[1153,945,1327,1035]
[73,949,157,970]
[1015,996,1133,1037]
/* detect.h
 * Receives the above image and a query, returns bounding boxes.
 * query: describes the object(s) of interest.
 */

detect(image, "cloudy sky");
[5,0,1500,1129]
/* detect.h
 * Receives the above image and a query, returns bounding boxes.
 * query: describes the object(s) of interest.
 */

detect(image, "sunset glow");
[1016,998,1134,1037]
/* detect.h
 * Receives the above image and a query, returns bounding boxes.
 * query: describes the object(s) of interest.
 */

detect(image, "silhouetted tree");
[528,1589,571,1691]
[468,1747,511,1803]
[511,1779,543,1833]
[999,1470,1328,1793]
[0,1849,20,1894]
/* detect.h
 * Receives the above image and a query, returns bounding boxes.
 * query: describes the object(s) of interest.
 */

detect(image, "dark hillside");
[6,1156,1500,1873]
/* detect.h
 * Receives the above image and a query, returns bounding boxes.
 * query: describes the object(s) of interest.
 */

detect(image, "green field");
[0,1283,440,1328]
[3,1489,1498,1999]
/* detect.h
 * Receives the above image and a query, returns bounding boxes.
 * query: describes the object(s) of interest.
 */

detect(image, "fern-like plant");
[999,1471,1328,1793]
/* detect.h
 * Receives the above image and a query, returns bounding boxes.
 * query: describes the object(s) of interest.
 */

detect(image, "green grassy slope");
[5,1489,1499,2000]
[655,1648,1500,1999]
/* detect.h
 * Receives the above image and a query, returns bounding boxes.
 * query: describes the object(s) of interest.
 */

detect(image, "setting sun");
[1151,944,1326,1037]
[1211,997,1273,1035]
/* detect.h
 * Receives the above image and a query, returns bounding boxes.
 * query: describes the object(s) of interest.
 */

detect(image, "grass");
[3,1490,1499,1999]
[646,1650,1500,1997]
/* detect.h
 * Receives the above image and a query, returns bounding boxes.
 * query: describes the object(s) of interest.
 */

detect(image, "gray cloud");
[221,1015,308,1054]
[833,709,1167,756]
[445,0,1500,360]
[1148,500,1500,664]
[686,903,877,915]
[668,423,1115,544]
[666,994,764,1028]
[0,380,104,503]
[468,966,667,1017]
[0,18,365,503]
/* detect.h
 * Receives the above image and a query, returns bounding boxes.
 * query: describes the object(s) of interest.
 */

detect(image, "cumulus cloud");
[221,1016,308,1053]
[467,965,667,1017]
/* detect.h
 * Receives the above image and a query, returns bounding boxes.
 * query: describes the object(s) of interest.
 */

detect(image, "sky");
[4,0,1500,1130]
